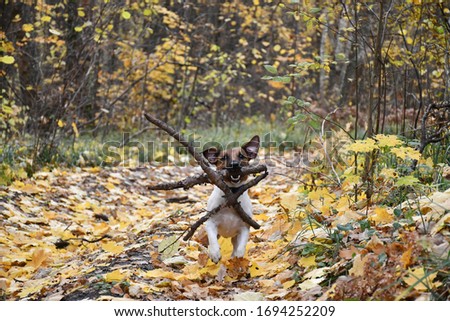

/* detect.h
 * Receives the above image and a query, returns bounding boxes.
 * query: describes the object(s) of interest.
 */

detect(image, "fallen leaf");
[403,267,441,291]
[158,235,180,260]
[249,261,266,277]
[298,279,323,291]
[282,279,295,289]
[298,255,316,268]
[29,248,51,269]
[102,241,125,254]
[104,270,126,283]
[233,291,265,301]
[370,207,394,224]
[365,234,385,254]
[280,193,299,211]
[400,247,413,268]
[226,257,249,278]
[349,254,365,277]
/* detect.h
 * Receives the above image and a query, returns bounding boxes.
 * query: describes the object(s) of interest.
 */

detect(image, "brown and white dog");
[202,135,260,263]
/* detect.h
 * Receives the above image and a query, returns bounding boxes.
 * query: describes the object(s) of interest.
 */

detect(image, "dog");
[202,135,260,263]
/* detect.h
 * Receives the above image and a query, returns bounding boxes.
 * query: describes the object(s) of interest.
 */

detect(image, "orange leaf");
[370,207,394,224]
[29,248,50,269]
[401,247,413,268]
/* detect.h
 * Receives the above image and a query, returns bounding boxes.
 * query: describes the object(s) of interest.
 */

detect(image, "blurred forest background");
[1,0,449,177]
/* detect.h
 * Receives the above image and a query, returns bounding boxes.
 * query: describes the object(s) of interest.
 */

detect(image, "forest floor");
[1,152,449,301]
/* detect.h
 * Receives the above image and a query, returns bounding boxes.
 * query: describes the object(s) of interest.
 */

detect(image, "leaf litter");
[0,159,449,301]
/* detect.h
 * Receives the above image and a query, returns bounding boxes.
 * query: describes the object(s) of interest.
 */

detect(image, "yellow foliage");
[391,146,421,161]
[346,138,378,153]
[102,241,125,254]
[104,269,127,282]
[374,134,403,147]
[22,24,34,32]
[370,207,394,224]
[402,267,441,291]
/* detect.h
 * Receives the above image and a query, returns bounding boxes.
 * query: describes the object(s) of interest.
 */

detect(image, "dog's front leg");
[231,227,250,258]
[205,220,221,263]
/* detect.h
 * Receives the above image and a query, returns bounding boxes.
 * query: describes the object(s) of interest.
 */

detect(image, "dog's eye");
[238,153,245,159]
[221,155,228,161]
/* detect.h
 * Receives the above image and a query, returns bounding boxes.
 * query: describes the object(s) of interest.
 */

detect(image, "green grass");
[0,117,309,184]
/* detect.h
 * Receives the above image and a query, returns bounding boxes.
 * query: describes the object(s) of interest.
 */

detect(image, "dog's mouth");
[230,174,241,183]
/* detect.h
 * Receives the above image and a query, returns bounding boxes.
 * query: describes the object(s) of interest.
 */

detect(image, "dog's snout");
[230,161,240,169]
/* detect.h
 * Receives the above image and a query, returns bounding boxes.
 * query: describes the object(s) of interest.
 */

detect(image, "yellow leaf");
[121,10,131,19]
[298,255,316,268]
[102,241,124,254]
[349,254,365,277]
[18,282,44,298]
[273,44,281,52]
[10,181,41,194]
[57,119,65,128]
[403,267,440,291]
[346,138,378,153]
[104,182,116,191]
[431,213,450,235]
[71,122,79,137]
[22,24,34,32]
[253,213,269,221]
[253,0,260,6]
[145,268,185,280]
[104,269,126,282]
[29,248,50,269]
[218,237,233,258]
[391,146,421,161]
[250,262,266,277]
[182,263,201,280]
[370,207,394,224]
[199,261,222,277]
[0,56,15,64]
[158,235,180,260]
[374,134,403,147]
[74,26,83,32]
[401,247,413,268]
[283,279,296,289]
[41,15,51,22]
[280,193,299,211]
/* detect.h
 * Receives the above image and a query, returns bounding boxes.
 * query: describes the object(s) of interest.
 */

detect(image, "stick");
[143,113,266,238]
[148,164,267,190]
[183,170,268,241]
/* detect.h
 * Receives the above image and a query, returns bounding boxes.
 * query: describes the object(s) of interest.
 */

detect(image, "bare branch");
[143,113,268,240]
[148,164,268,191]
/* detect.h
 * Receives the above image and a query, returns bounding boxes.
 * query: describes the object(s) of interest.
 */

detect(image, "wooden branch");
[143,113,267,240]
[183,170,268,241]
[149,173,209,190]
[148,164,267,190]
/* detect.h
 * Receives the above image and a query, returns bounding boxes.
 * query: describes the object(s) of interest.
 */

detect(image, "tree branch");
[143,113,267,240]
[148,164,268,190]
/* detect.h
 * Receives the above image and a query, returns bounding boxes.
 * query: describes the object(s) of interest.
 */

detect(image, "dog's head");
[203,135,260,185]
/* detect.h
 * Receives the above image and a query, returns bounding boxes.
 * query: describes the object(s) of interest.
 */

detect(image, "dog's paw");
[231,247,246,259]
[209,249,222,264]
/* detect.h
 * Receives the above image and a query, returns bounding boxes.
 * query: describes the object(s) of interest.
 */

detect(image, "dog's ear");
[242,135,260,159]
[203,147,221,164]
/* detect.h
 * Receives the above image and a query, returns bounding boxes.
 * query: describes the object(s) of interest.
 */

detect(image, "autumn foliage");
[1,0,450,301]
